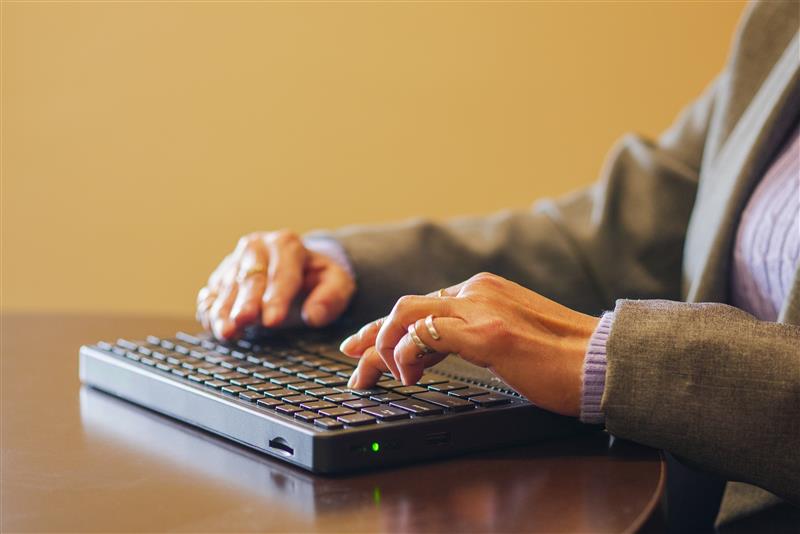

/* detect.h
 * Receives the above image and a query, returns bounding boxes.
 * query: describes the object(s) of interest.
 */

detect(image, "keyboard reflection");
[80,386,631,532]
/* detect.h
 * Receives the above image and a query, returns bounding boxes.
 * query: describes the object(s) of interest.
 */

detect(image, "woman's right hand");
[196,230,356,340]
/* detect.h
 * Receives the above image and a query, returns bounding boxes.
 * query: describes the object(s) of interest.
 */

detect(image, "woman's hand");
[196,231,355,340]
[339,272,598,417]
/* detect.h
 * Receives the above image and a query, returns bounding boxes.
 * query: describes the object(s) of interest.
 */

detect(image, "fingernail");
[303,304,327,326]
[213,319,226,339]
[262,306,279,326]
[339,335,355,354]
[347,369,359,388]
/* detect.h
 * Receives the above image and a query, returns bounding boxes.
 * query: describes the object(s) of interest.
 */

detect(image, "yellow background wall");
[3,1,746,317]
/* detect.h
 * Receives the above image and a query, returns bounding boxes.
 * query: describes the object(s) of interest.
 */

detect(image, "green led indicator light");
[371,442,380,452]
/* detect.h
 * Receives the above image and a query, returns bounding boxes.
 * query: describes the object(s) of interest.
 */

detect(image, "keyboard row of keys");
[100,334,514,429]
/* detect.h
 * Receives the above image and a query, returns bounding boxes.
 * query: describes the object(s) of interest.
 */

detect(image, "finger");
[301,260,355,327]
[209,266,240,339]
[230,242,269,328]
[393,316,465,384]
[375,295,455,373]
[424,281,467,298]
[347,346,390,389]
[196,286,217,331]
[339,317,385,357]
[262,234,306,327]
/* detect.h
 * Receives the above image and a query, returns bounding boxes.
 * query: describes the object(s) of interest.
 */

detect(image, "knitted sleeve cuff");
[580,310,616,425]
[303,237,355,279]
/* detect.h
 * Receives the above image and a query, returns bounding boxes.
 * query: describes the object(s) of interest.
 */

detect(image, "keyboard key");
[323,393,359,403]
[314,417,344,430]
[337,413,376,426]
[413,391,474,412]
[222,385,246,396]
[150,350,168,361]
[469,393,513,407]
[156,362,172,372]
[394,385,427,395]
[282,394,316,405]
[174,344,190,355]
[370,392,404,403]
[187,374,206,383]
[235,364,259,374]
[314,376,348,387]
[362,405,410,421]
[256,397,283,409]
[296,370,331,380]
[213,372,246,381]
[276,404,303,415]
[295,410,322,422]
[343,399,378,410]
[300,400,336,411]
[263,388,296,399]
[140,357,156,366]
[239,391,265,402]
[230,377,263,387]
[319,363,350,373]
[160,340,175,350]
[287,381,319,392]
[306,387,339,398]
[418,374,448,386]
[390,399,443,416]
[146,335,161,345]
[377,379,403,389]
[204,379,228,389]
[111,346,127,356]
[448,387,489,399]
[137,346,153,356]
[299,357,328,368]
[171,368,188,378]
[246,383,281,393]
[270,375,304,385]
[280,364,311,374]
[197,365,228,376]
[428,381,469,392]
[252,370,283,380]
[116,338,138,351]
[125,351,141,361]
[341,388,385,397]
[176,332,201,345]
[319,406,355,417]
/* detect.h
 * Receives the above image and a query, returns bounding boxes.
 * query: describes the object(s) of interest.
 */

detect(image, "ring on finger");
[424,314,441,340]
[437,288,447,297]
[408,324,434,354]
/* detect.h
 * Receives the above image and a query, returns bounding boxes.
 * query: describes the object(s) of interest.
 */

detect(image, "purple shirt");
[580,125,800,424]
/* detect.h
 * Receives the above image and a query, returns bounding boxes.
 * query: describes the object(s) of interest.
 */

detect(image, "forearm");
[597,299,800,503]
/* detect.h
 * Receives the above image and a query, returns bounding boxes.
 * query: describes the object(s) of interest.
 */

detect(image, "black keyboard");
[95,331,515,431]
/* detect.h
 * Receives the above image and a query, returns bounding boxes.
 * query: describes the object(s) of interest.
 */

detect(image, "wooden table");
[1,314,665,532]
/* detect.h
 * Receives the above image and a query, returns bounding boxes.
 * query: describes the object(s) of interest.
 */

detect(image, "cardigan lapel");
[684,34,800,304]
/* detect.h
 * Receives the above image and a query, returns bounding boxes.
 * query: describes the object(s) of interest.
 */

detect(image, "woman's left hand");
[339,272,599,417]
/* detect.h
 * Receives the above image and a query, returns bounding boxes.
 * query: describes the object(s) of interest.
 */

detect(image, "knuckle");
[393,295,419,314]
[477,317,510,345]
[269,229,299,247]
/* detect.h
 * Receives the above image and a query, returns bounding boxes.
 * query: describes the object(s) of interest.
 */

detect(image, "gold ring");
[238,264,267,282]
[437,288,447,297]
[424,314,441,340]
[408,324,434,354]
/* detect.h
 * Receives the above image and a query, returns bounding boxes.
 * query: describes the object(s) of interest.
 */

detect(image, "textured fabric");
[304,0,800,518]
[603,299,800,503]
[731,126,800,321]
[303,237,355,279]
[579,311,613,424]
